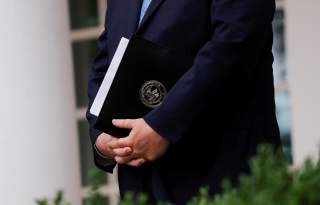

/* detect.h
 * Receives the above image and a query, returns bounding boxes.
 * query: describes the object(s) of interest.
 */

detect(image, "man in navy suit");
[87,0,282,204]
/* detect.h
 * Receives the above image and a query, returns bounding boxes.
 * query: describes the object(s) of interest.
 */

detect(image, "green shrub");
[188,145,320,205]
[84,169,109,205]
[36,190,71,205]
[35,169,107,205]
[36,144,320,205]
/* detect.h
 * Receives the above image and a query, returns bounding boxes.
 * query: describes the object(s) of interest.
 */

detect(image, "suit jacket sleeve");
[86,28,116,173]
[144,0,275,143]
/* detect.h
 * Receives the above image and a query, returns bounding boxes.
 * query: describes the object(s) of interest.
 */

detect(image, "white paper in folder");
[90,37,130,117]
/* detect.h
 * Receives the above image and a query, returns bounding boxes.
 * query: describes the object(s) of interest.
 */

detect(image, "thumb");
[112,119,135,129]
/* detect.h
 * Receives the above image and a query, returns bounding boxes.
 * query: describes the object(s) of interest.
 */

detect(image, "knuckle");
[146,154,156,162]
[116,158,125,164]
[132,160,143,167]
[106,149,114,157]
[98,145,108,154]
[120,150,129,156]
[133,150,142,157]
[139,160,145,166]
[119,151,126,156]
[113,149,120,155]
[125,140,134,147]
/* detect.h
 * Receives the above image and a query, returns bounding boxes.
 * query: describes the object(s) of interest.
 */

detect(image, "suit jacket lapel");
[127,0,143,35]
[136,0,166,32]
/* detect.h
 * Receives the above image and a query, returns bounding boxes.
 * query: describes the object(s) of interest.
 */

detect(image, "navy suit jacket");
[87,0,281,204]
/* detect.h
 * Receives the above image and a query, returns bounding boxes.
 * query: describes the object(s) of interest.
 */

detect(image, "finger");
[108,137,133,149]
[127,158,146,167]
[96,135,116,157]
[112,147,132,157]
[114,155,134,164]
[101,132,114,138]
[97,133,112,145]
[102,133,122,142]
[112,119,135,129]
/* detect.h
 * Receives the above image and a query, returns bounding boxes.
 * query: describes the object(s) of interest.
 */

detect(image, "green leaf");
[54,190,63,205]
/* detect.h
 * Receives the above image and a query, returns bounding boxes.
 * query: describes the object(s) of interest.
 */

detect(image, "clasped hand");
[95,118,169,167]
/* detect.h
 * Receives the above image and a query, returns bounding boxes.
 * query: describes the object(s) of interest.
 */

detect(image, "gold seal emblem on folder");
[140,80,167,108]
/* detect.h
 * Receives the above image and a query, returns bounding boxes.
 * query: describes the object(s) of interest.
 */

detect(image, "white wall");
[287,0,320,165]
[0,1,82,205]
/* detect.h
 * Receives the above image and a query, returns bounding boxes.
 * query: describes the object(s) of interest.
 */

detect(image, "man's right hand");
[95,133,133,159]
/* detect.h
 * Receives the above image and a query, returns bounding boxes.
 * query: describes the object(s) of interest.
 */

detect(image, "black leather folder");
[94,35,192,137]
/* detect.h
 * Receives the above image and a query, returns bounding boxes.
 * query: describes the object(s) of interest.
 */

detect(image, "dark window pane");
[273,9,287,85]
[78,120,107,186]
[69,0,99,29]
[72,40,97,108]
[275,91,292,162]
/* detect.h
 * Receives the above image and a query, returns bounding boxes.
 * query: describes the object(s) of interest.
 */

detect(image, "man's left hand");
[108,118,169,166]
